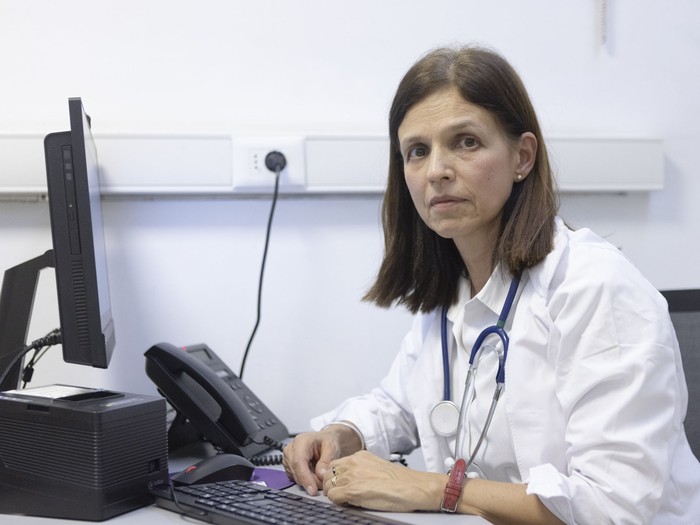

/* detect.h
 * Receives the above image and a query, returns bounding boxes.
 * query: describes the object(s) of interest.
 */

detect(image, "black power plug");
[264,151,287,173]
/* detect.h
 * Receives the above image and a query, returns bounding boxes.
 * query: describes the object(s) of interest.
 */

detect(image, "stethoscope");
[429,275,520,471]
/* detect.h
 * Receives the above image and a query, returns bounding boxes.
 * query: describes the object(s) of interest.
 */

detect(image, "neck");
[468,267,491,297]
[454,232,497,296]
[459,250,493,296]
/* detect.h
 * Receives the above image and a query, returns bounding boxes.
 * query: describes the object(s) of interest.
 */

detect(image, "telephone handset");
[144,342,289,460]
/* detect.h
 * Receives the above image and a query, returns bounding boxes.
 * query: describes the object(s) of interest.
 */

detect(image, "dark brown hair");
[363,45,558,313]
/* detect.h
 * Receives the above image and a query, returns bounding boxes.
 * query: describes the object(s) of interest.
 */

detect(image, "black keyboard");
[151,479,410,525]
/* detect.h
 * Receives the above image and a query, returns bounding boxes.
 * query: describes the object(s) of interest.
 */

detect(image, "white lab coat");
[312,218,700,524]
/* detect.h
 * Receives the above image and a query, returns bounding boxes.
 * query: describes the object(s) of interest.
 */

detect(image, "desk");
[2,484,490,525]
[4,503,489,525]
[2,446,490,524]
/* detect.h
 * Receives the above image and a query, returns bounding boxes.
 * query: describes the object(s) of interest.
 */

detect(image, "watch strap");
[440,458,467,513]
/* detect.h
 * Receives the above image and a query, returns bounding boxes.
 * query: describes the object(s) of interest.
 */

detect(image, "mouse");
[172,453,255,486]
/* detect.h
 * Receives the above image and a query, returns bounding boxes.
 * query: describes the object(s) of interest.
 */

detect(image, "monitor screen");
[44,97,115,368]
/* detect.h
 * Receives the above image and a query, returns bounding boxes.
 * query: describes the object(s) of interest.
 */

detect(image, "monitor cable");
[0,328,62,389]
[239,151,287,380]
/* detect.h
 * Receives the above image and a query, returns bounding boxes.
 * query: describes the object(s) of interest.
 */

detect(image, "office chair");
[660,289,700,459]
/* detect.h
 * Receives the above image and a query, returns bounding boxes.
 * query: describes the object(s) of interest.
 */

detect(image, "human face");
[398,87,530,258]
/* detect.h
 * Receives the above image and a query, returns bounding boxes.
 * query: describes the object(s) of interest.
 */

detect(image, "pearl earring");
[515,174,523,181]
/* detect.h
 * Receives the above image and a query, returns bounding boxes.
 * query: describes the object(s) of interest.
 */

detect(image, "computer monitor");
[0,97,115,390]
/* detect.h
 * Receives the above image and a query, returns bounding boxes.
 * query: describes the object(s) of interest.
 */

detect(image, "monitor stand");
[0,249,54,391]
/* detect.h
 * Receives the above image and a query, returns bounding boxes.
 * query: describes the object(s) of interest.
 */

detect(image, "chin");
[428,223,462,240]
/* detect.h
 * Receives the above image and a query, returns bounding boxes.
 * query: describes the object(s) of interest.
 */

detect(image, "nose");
[426,147,454,182]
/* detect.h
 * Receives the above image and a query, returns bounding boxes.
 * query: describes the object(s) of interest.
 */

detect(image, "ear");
[513,132,537,182]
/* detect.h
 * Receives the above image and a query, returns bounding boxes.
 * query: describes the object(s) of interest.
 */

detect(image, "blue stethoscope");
[429,275,521,468]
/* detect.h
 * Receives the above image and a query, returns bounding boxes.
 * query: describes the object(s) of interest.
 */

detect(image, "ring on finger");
[330,476,337,488]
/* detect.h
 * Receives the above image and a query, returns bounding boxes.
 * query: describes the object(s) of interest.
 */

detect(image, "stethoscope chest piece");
[429,399,460,437]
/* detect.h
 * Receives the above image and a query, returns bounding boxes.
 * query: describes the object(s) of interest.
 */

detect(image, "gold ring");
[332,466,337,476]
[330,475,337,488]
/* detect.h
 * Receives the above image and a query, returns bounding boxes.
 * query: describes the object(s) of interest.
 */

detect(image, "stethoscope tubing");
[438,275,521,468]
[440,305,451,402]
[440,275,521,398]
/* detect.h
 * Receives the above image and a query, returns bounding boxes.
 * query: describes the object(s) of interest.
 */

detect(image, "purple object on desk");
[251,467,296,490]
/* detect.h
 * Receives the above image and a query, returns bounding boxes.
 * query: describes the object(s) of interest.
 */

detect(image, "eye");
[404,144,428,162]
[456,135,479,150]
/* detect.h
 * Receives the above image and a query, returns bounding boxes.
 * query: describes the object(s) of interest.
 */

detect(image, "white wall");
[1,0,699,435]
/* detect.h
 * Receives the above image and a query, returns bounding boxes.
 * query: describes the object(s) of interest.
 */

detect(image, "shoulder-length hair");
[363,45,559,313]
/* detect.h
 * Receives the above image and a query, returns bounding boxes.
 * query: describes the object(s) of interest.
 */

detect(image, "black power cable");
[239,151,287,380]
[0,328,62,389]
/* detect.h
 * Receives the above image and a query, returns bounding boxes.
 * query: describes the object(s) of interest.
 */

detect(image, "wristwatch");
[440,458,467,513]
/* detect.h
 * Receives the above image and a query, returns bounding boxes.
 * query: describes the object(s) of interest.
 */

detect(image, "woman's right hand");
[282,423,363,496]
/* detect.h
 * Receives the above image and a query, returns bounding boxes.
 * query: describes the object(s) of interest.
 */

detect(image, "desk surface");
[3,485,490,525]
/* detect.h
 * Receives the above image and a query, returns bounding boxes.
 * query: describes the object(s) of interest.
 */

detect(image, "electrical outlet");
[232,137,306,190]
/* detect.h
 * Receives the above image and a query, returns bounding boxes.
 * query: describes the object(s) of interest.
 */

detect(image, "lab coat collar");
[446,266,515,325]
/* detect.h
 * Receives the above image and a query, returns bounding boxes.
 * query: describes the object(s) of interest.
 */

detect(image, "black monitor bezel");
[44,97,115,368]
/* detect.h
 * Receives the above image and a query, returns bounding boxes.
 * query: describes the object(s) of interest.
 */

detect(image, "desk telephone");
[144,342,289,463]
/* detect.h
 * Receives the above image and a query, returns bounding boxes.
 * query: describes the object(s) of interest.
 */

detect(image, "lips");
[430,195,464,207]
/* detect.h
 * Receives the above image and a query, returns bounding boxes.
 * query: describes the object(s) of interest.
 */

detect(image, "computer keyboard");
[151,479,411,525]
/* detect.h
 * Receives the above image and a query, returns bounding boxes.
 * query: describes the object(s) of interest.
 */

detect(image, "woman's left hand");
[323,450,446,513]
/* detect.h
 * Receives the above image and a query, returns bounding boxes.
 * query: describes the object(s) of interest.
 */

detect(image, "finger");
[323,460,347,496]
[324,476,350,505]
[282,443,296,479]
[325,476,334,495]
[288,441,323,496]
[314,443,342,482]
[294,464,321,496]
[323,472,338,496]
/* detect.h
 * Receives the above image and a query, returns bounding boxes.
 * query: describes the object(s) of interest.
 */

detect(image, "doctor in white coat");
[283,45,700,525]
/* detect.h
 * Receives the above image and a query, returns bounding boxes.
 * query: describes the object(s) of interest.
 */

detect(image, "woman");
[283,45,700,524]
